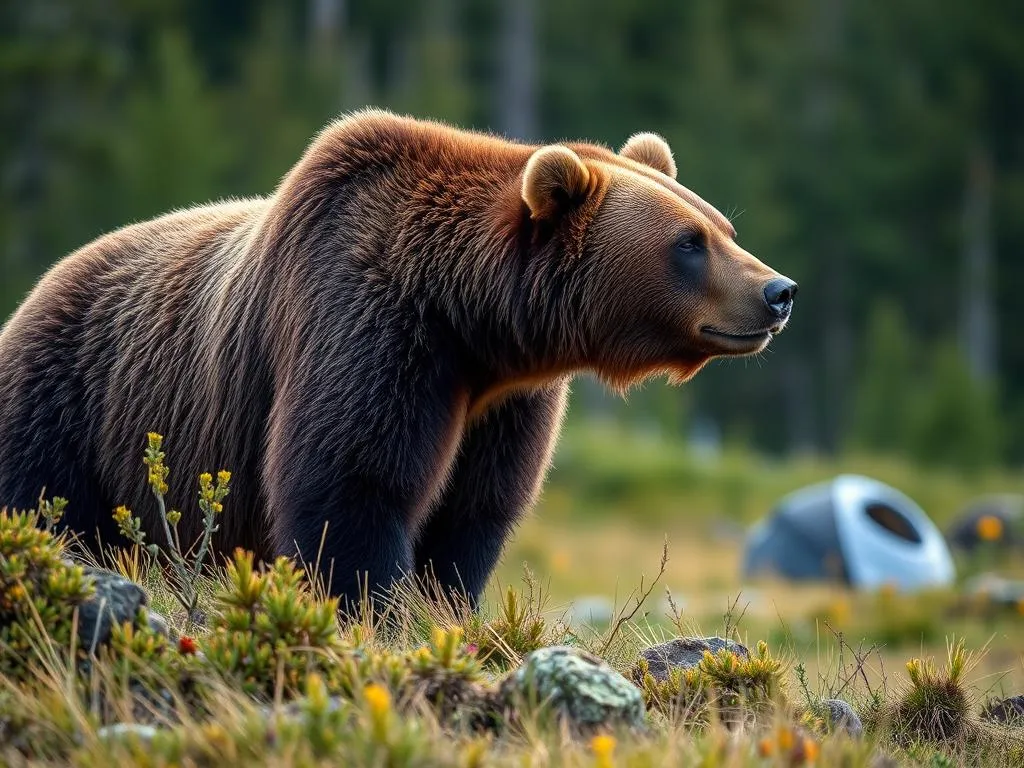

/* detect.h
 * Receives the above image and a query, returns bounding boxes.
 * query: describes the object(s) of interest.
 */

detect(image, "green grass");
[4,424,1024,765]
[542,420,1024,529]
[496,420,1024,705]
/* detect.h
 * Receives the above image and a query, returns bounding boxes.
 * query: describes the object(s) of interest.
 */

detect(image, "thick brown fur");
[0,109,793,607]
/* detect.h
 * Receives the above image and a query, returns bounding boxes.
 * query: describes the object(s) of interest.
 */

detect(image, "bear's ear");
[619,132,676,179]
[521,145,591,220]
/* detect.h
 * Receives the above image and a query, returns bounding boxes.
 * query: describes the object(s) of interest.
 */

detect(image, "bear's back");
[0,197,271,546]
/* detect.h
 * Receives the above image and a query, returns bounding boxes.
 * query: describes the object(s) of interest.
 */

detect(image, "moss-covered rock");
[498,646,645,732]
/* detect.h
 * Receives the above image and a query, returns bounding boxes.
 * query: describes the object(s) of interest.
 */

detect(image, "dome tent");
[743,475,955,590]
[946,494,1024,551]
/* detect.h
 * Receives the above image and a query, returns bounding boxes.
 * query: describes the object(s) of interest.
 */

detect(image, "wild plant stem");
[191,507,217,585]
[153,487,196,614]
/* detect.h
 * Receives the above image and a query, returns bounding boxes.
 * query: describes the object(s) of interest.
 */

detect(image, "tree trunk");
[498,0,536,140]
[961,141,996,382]
[809,0,849,453]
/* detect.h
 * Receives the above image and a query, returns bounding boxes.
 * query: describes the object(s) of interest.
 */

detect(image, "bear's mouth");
[700,326,777,354]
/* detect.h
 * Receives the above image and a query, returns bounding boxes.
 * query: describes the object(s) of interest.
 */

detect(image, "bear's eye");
[674,234,704,255]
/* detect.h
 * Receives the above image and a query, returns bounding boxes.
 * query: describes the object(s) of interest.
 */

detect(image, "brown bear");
[0,110,796,607]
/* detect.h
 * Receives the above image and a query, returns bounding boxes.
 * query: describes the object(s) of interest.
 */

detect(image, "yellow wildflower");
[365,683,390,714]
[976,515,1003,542]
[7,583,27,602]
[217,470,232,486]
[801,737,820,764]
[777,726,795,751]
[113,505,132,524]
[591,733,616,768]
[550,548,571,574]
[828,596,851,626]
[364,683,391,741]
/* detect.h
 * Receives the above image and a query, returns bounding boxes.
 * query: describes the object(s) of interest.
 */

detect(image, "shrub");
[200,550,343,698]
[405,626,489,727]
[636,640,784,727]
[890,640,974,745]
[0,503,93,682]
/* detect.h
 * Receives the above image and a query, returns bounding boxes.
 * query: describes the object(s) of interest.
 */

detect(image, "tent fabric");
[743,475,955,590]
[946,494,1023,551]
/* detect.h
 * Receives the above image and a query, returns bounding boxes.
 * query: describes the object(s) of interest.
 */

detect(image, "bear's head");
[520,133,796,388]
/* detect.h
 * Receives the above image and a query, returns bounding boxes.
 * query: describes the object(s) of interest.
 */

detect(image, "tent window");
[865,502,922,544]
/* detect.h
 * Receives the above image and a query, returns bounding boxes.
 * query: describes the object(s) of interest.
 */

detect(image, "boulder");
[77,567,148,652]
[499,646,645,732]
[633,636,749,683]
[982,694,1024,725]
[145,610,175,640]
[819,698,864,737]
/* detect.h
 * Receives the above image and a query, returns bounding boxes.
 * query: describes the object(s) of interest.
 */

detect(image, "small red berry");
[178,636,198,655]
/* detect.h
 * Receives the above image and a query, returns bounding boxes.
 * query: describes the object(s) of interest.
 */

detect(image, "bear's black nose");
[763,277,797,317]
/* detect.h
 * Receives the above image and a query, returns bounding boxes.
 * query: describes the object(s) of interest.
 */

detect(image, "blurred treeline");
[3,0,1023,470]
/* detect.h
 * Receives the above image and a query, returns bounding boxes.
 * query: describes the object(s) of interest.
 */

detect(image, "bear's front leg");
[264,347,463,611]
[414,381,569,607]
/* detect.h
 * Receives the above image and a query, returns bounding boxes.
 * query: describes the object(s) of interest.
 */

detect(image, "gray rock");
[500,646,645,731]
[633,636,749,683]
[77,567,148,652]
[97,723,159,744]
[819,698,864,737]
[982,694,1024,725]
[145,611,175,641]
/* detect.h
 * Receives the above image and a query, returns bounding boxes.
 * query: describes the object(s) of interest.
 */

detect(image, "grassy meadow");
[4,421,1024,766]
[500,420,1024,693]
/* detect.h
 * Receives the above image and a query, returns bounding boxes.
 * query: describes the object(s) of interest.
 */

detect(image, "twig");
[824,620,880,699]
[599,537,668,656]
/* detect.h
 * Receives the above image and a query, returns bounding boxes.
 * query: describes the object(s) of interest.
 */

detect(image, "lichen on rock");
[498,646,645,732]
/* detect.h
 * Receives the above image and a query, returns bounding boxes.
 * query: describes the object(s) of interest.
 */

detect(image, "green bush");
[0,504,93,682]
[200,550,343,698]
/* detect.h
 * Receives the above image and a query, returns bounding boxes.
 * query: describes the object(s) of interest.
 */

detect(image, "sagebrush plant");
[200,549,343,698]
[114,432,230,623]
[405,626,489,726]
[635,640,785,728]
[466,582,566,669]
[889,639,975,744]
[0,502,93,682]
